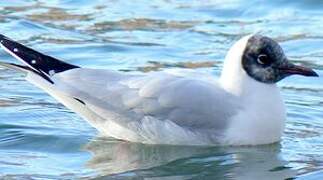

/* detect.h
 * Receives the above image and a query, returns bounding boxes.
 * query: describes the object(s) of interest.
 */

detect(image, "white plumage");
[3,34,306,146]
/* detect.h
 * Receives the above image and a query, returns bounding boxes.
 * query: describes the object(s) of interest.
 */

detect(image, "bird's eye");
[257,54,271,65]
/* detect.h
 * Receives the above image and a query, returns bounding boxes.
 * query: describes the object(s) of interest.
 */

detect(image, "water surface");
[0,0,322,179]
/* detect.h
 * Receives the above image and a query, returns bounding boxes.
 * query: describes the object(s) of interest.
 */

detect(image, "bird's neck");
[219,34,279,98]
[220,65,279,98]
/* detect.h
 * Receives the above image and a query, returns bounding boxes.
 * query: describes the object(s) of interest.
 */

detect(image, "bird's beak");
[279,61,319,77]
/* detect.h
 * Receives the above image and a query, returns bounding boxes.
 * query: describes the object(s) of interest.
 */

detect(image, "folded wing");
[52,69,238,136]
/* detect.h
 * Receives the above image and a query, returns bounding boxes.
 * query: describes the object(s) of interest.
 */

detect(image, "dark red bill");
[279,63,319,77]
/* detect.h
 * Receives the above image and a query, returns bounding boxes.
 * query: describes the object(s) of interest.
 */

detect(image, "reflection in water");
[91,18,197,32]
[137,61,220,72]
[84,137,296,179]
[0,99,16,107]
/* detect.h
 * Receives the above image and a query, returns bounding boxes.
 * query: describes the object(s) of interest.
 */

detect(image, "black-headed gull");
[0,34,318,146]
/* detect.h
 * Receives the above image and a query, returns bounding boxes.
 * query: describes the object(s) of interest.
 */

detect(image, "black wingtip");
[0,62,55,82]
[0,34,80,83]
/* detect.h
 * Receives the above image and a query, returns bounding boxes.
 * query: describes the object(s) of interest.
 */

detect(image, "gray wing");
[52,68,239,132]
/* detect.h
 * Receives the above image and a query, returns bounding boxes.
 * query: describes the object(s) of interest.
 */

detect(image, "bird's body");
[0,34,317,146]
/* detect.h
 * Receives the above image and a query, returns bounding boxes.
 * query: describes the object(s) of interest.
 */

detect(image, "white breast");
[222,81,286,145]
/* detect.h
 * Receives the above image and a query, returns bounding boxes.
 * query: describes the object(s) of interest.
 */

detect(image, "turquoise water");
[0,0,322,179]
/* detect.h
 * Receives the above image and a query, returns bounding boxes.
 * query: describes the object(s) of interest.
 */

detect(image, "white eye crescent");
[257,54,270,65]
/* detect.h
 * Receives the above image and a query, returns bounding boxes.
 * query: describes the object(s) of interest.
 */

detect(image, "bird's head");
[221,34,318,86]
[241,35,318,83]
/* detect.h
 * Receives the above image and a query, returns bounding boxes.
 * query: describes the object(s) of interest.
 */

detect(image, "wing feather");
[52,68,239,132]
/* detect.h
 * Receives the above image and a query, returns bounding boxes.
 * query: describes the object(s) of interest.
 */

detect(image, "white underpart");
[7,34,286,146]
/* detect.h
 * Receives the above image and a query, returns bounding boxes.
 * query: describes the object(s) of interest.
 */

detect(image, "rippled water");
[0,0,322,179]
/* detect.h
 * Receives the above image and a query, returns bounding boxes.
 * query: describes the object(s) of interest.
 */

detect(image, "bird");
[0,34,318,146]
